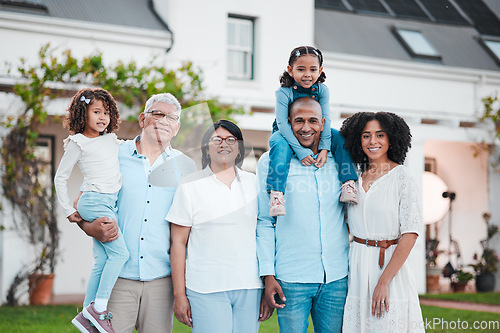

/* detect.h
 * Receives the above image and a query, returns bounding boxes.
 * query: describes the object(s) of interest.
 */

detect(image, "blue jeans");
[267,127,357,193]
[267,131,294,193]
[186,288,261,333]
[78,191,129,306]
[277,276,348,333]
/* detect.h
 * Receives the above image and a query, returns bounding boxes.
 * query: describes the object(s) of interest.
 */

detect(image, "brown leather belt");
[353,236,399,269]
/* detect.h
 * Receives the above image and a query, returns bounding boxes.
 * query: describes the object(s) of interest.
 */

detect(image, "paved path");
[420,297,500,314]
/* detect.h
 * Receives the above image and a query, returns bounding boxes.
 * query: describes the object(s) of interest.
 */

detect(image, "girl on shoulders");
[268,46,358,217]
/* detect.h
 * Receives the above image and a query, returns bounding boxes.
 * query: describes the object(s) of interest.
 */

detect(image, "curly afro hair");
[339,112,412,171]
[64,88,120,135]
[280,46,326,88]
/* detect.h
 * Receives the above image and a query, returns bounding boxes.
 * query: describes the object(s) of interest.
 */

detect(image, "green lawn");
[420,291,500,306]
[0,303,499,332]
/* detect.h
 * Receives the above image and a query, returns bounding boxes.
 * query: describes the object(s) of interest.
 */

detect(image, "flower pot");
[451,282,467,293]
[28,273,54,305]
[476,273,495,292]
[426,267,441,294]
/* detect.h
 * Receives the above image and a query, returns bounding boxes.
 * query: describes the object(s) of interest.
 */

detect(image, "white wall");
[163,0,315,108]
[0,11,171,75]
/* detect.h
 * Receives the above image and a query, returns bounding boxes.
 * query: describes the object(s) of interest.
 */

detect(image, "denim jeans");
[78,191,129,305]
[267,131,293,193]
[277,276,347,333]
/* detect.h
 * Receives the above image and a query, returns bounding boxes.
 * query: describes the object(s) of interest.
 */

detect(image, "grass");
[0,304,499,332]
[421,306,500,332]
[420,292,500,306]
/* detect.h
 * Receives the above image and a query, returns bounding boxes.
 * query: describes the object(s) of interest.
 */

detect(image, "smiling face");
[289,98,325,154]
[361,120,390,164]
[140,102,180,149]
[207,127,239,169]
[82,99,110,138]
[287,54,323,89]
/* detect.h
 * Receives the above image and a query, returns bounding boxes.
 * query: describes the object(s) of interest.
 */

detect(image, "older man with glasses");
[78,93,196,333]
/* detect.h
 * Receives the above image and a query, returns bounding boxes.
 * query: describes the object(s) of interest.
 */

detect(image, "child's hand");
[314,150,328,168]
[67,211,82,223]
[301,155,316,166]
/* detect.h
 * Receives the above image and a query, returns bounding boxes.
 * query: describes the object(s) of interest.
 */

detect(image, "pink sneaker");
[83,302,115,333]
[340,180,358,204]
[270,190,286,216]
[71,311,99,333]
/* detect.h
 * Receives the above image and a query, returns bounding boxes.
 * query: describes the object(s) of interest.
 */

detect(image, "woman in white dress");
[168,120,273,333]
[339,112,425,332]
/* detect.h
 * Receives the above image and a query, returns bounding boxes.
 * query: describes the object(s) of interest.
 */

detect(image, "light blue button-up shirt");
[256,152,349,283]
[116,137,196,281]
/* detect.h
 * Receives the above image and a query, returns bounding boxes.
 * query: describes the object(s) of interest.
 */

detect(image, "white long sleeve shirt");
[54,133,121,217]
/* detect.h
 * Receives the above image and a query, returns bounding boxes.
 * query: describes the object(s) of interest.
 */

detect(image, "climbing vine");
[476,95,500,169]
[1,44,243,305]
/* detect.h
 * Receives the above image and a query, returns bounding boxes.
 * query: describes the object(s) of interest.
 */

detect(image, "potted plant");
[425,238,442,293]
[450,269,474,292]
[470,212,499,292]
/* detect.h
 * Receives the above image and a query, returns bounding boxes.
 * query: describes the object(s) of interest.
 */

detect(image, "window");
[478,37,500,66]
[0,0,47,13]
[227,16,254,80]
[35,135,55,190]
[392,27,441,60]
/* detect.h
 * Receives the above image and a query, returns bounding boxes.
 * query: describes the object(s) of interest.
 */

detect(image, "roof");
[0,0,169,31]
[315,0,500,71]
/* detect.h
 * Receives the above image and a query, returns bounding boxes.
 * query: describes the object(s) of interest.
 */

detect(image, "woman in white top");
[168,120,273,333]
[54,88,128,333]
[339,112,424,332]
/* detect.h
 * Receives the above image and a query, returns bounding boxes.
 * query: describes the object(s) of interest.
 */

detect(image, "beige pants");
[108,276,174,333]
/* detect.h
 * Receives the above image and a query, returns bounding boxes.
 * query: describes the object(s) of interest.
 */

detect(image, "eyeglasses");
[146,110,180,123]
[209,136,238,145]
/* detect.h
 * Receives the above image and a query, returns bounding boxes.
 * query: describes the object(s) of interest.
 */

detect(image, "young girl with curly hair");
[267,46,358,216]
[339,112,424,332]
[55,88,128,333]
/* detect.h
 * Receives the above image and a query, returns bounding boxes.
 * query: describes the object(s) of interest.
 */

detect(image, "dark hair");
[201,119,245,169]
[280,46,327,87]
[64,88,120,134]
[339,112,412,171]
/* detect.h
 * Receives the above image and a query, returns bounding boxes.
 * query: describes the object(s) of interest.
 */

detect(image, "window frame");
[227,15,255,80]
[477,35,500,66]
[391,26,442,60]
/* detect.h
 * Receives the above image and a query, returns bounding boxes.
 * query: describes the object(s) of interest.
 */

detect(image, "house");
[1,0,499,303]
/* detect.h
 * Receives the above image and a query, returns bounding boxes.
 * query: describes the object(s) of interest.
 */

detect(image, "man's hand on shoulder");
[78,217,119,243]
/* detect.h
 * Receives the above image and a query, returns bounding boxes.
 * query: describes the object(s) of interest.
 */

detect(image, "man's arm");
[77,217,119,243]
[255,154,285,308]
